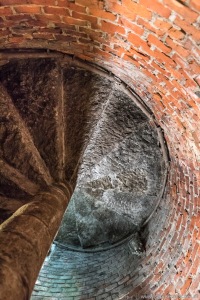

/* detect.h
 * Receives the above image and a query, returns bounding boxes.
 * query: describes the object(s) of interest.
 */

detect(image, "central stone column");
[0,183,73,300]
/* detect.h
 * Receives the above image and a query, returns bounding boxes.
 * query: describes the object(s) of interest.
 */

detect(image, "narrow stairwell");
[0,56,167,299]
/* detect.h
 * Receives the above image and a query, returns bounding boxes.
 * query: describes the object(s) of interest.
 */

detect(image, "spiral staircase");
[0,54,167,299]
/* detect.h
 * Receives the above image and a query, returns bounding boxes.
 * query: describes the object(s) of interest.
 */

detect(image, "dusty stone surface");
[63,67,114,182]
[0,59,60,182]
[0,58,164,250]
[56,67,164,249]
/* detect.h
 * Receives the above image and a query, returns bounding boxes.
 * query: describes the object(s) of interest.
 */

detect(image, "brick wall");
[32,243,143,299]
[0,0,199,298]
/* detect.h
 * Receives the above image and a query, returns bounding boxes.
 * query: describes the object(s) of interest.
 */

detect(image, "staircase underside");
[0,56,165,250]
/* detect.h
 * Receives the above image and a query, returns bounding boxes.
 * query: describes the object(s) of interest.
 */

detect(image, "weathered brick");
[36,13,61,24]
[101,20,126,35]
[62,15,88,26]
[140,0,171,18]
[153,18,172,33]
[119,17,144,35]
[44,6,70,16]
[174,16,200,41]
[190,0,200,10]
[166,37,190,58]
[180,277,193,295]
[164,0,199,22]
[128,32,147,49]
[0,0,23,4]
[33,32,55,40]
[5,14,34,22]
[0,6,13,15]
[55,0,86,13]
[168,27,185,40]
[75,0,98,6]
[14,5,42,14]
[30,0,55,4]
[122,0,152,20]
[89,7,116,21]
[72,11,98,26]
[148,34,172,54]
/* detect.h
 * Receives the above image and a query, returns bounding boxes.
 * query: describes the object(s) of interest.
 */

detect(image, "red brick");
[0,6,13,15]
[79,37,94,44]
[164,0,199,22]
[154,49,176,67]
[36,14,61,24]
[180,277,192,295]
[93,46,113,59]
[0,29,10,38]
[79,27,109,44]
[142,69,157,81]
[183,39,199,62]
[148,34,172,54]
[101,20,125,35]
[14,5,42,14]
[63,29,88,39]
[190,0,200,10]
[128,32,147,49]
[154,18,172,33]
[103,0,121,12]
[166,37,190,58]
[54,34,77,42]
[8,36,25,43]
[140,0,171,18]
[75,0,98,6]
[5,14,34,22]
[190,253,200,276]
[78,52,96,61]
[0,0,24,4]
[119,17,144,35]
[123,54,140,67]
[106,0,152,20]
[72,11,98,27]
[162,284,176,296]
[33,32,55,40]
[29,0,55,4]
[129,47,150,61]
[62,16,88,27]
[56,0,87,12]
[174,16,200,41]
[44,6,70,16]
[122,0,152,20]
[137,17,157,34]
[168,27,185,40]
[89,7,116,21]
[194,75,200,86]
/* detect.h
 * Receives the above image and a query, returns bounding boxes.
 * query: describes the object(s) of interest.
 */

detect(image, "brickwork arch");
[0,0,199,298]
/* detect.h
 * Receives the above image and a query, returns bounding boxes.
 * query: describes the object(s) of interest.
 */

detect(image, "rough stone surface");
[0,58,164,250]
[57,69,164,248]
[0,59,60,181]
[63,67,114,181]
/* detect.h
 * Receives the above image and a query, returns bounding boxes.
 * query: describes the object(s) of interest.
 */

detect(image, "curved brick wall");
[0,0,199,298]
[32,242,142,300]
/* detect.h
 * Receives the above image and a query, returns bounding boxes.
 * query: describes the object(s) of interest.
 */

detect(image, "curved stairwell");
[0,56,167,299]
